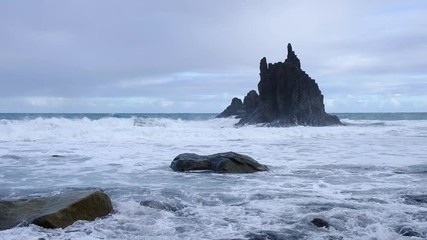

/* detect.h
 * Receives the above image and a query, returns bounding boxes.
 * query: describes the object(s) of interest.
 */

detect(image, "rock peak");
[217,43,342,127]
[285,43,301,69]
[216,97,245,118]
[260,57,268,72]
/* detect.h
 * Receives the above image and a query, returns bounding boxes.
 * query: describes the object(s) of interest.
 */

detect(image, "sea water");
[0,113,426,240]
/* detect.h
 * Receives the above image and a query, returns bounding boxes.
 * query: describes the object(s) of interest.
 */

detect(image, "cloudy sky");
[0,0,426,113]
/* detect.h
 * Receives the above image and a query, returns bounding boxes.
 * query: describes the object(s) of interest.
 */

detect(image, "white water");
[0,117,426,239]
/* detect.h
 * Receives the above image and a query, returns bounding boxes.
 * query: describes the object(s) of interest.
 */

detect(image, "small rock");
[396,226,423,237]
[311,218,330,228]
[246,229,303,240]
[246,231,286,240]
[170,152,269,173]
[403,194,427,205]
[140,200,185,212]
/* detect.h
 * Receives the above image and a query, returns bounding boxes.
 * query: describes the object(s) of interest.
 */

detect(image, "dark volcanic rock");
[140,200,185,212]
[0,190,112,230]
[216,97,245,118]
[396,226,424,238]
[216,91,261,120]
[311,218,330,228]
[246,231,288,240]
[219,43,341,126]
[403,194,427,205]
[243,90,261,114]
[246,229,304,240]
[170,152,269,173]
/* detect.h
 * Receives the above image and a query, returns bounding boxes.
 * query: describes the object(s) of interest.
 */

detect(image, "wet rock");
[216,97,245,118]
[170,152,269,173]
[246,229,303,240]
[403,194,427,205]
[219,43,341,126]
[0,190,112,230]
[0,154,22,160]
[325,237,343,240]
[140,200,185,212]
[311,218,330,228]
[396,226,423,238]
[246,231,287,240]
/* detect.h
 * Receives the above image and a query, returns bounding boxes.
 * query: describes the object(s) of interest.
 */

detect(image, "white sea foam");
[0,116,426,239]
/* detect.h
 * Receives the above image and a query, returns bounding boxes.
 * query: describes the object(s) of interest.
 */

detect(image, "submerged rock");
[0,190,112,230]
[403,194,427,205]
[246,231,287,240]
[246,229,304,240]
[311,218,330,228]
[170,152,269,173]
[140,200,185,212]
[217,43,341,127]
[396,226,424,238]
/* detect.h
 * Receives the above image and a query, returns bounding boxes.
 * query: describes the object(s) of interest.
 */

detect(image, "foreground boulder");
[170,152,269,173]
[0,190,112,230]
[217,43,341,127]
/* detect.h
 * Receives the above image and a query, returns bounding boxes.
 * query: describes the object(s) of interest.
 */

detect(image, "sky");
[0,0,426,113]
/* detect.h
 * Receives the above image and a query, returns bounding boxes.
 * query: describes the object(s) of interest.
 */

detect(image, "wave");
[1,114,426,239]
[0,116,239,142]
[335,112,427,121]
[1,115,426,144]
[341,119,388,126]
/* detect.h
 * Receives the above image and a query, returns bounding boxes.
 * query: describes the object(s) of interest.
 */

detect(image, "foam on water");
[0,114,426,239]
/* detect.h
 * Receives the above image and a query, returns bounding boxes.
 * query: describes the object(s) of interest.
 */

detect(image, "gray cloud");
[0,0,426,112]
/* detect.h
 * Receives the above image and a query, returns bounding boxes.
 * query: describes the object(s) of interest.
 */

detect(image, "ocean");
[0,112,426,240]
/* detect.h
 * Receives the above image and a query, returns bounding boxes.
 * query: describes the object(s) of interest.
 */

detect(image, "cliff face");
[217,43,341,127]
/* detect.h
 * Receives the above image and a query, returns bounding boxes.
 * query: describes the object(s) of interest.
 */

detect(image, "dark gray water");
[0,113,426,239]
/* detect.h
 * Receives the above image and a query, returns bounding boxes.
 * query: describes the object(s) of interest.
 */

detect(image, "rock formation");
[170,152,269,173]
[243,90,261,114]
[217,43,341,127]
[0,190,112,230]
[216,97,245,118]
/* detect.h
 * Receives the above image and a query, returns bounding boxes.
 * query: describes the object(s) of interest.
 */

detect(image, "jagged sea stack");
[216,97,245,118]
[217,43,341,127]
